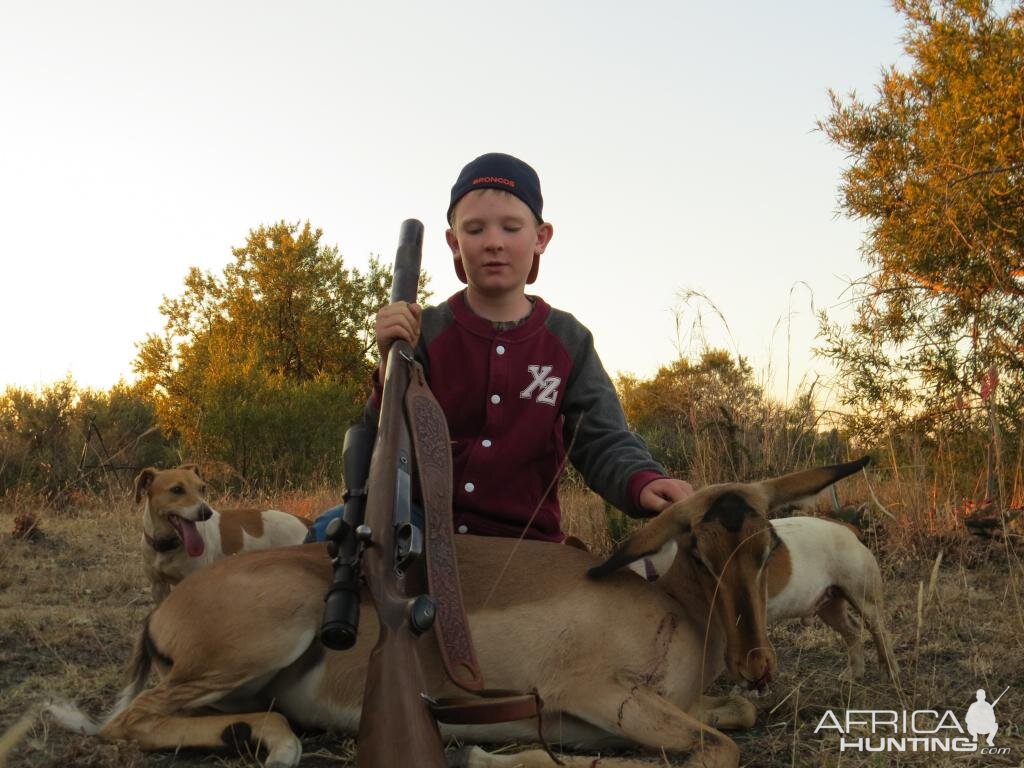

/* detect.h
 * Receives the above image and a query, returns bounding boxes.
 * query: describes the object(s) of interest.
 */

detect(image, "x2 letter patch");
[520,364,561,406]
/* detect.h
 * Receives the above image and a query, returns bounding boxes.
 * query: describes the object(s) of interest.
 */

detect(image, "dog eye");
[170,485,184,495]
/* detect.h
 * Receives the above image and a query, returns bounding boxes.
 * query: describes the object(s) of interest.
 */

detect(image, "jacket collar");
[448,290,550,341]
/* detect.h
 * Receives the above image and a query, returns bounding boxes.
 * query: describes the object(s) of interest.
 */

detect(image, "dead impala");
[48,459,871,768]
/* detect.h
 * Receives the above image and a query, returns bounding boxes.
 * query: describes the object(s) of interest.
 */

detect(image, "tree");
[817,0,1023,497]
[134,220,428,486]
[0,378,78,499]
[0,379,175,501]
[617,350,832,483]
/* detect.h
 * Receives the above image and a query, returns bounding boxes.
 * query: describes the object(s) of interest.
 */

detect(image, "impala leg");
[452,746,677,767]
[690,694,757,729]
[102,685,302,768]
[451,683,739,768]
[576,684,739,767]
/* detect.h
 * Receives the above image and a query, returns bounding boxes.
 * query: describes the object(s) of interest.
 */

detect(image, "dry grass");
[1,487,1023,767]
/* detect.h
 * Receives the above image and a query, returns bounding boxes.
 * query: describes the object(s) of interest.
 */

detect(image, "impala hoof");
[265,736,302,768]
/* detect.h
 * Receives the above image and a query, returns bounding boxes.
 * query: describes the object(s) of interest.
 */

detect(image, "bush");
[617,350,846,484]
[0,379,176,504]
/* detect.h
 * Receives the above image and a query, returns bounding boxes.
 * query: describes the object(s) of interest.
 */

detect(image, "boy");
[369,152,692,542]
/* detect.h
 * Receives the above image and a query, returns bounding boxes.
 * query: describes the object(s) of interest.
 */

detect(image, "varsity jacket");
[369,290,666,542]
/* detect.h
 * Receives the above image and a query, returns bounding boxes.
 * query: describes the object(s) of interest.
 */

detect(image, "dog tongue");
[180,519,205,557]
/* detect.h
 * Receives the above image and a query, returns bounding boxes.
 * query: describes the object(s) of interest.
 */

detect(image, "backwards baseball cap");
[446,152,543,225]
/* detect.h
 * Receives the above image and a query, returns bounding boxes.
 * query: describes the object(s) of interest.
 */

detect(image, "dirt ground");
[1,499,1023,768]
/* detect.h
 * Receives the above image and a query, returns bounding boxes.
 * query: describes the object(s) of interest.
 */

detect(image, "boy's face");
[446,189,553,297]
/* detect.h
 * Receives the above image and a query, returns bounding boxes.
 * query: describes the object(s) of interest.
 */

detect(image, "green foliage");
[0,379,175,501]
[133,220,429,487]
[816,0,1022,500]
[0,378,77,498]
[817,0,1023,440]
[617,350,842,483]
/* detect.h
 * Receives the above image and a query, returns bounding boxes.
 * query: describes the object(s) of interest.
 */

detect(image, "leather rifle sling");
[404,357,485,691]
[404,357,563,765]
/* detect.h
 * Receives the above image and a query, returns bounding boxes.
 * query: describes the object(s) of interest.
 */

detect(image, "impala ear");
[134,467,158,504]
[588,503,691,579]
[760,456,870,510]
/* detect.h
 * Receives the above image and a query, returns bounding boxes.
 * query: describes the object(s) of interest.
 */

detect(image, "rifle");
[320,220,554,767]
[321,219,446,767]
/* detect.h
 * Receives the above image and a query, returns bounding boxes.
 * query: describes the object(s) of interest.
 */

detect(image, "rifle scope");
[320,423,373,650]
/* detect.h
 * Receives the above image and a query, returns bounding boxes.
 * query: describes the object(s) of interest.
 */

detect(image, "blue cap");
[447,153,543,224]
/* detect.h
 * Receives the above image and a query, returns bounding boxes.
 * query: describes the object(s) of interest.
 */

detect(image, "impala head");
[589,456,870,691]
[683,488,778,689]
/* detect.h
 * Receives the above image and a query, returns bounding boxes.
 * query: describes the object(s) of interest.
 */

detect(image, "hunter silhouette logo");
[814,685,1011,756]
[965,687,1006,747]
[520,364,560,406]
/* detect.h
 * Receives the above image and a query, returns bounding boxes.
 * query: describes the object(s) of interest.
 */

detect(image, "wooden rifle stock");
[357,219,447,767]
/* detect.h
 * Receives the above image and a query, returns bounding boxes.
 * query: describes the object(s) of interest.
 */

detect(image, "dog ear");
[134,468,158,504]
[588,502,692,579]
[178,463,202,480]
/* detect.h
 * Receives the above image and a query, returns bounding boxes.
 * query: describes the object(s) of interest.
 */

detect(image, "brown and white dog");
[135,465,311,603]
[632,514,900,683]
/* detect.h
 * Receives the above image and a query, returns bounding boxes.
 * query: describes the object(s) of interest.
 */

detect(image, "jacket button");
[457,524,469,534]
[464,482,475,492]
[496,345,506,355]
[490,394,501,405]
[481,439,492,448]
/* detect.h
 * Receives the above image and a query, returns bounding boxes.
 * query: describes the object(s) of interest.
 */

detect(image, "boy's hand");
[375,301,422,378]
[639,477,695,513]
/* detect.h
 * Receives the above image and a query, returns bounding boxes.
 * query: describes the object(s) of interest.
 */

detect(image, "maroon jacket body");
[370,291,666,542]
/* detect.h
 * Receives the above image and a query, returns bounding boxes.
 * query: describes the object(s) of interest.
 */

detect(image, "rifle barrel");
[391,219,423,304]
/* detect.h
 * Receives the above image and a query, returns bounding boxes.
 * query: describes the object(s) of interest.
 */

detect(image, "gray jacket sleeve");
[549,310,666,516]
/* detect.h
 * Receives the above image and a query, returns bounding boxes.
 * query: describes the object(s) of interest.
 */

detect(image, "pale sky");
[0,1,906,403]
